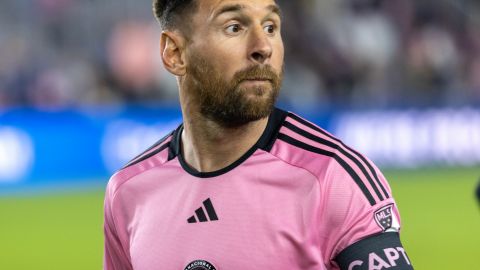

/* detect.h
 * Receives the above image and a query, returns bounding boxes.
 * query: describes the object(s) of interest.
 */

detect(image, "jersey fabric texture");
[104,108,412,270]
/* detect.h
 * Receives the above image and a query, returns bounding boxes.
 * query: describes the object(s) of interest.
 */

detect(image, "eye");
[264,24,276,34]
[225,24,243,34]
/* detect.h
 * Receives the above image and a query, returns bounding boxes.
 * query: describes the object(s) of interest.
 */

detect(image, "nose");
[248,26,273,64]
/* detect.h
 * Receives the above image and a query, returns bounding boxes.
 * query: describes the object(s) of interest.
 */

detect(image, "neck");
[180,109,269,173]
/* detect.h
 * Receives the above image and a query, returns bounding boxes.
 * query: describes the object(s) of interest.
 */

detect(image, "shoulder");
[270,110,391,206]
[270,111,410,266]
[106,129,176,198]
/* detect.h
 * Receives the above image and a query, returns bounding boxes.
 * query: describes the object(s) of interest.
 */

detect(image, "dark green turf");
[0,189,105,270]
[385,167,480,270]
[0,167,478,269]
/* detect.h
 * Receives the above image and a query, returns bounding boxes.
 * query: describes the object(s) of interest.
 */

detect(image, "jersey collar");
[168,107,288,178]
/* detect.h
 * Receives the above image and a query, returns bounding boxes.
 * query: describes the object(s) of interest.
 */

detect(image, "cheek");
[212,55,237,81]
[272,43,285,71]
[204,42,235,66]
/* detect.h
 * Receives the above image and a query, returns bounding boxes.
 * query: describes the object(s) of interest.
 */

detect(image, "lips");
[242,79,272,84]
[244,78,272,81]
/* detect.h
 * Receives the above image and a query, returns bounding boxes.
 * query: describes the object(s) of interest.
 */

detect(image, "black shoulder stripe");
[278,133,376,206]
[283,121,385,202]
[288,113,390,199]
[122,131,174,169]
[122,142,170,170]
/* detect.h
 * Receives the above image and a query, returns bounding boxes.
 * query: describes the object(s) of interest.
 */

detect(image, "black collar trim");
[169,107,288,178]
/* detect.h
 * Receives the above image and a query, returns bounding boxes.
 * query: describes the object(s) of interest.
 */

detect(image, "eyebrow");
[213,4,282,19]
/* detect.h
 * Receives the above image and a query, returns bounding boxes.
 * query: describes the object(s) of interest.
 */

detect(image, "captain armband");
[335,232,414,270]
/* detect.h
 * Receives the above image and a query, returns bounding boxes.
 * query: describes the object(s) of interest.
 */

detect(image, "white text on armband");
[348,247,411,270]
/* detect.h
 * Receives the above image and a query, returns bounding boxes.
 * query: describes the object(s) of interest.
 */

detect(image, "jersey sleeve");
[103,179,133,270]
[318,159,413,269]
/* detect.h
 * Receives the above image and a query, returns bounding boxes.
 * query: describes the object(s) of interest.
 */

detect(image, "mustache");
[232,65,281,84]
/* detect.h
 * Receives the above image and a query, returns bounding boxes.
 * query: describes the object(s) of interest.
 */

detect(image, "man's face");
[183,0,284,126]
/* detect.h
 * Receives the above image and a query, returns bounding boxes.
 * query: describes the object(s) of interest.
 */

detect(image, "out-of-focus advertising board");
[0,106,478,194]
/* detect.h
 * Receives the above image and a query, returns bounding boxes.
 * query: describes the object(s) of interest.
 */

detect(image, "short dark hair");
[153,0,197,30]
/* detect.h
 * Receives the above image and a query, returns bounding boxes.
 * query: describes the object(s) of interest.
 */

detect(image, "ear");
[160,31,187,76]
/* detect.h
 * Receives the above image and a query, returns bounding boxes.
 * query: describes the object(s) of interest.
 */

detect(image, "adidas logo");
[187,198,219,223]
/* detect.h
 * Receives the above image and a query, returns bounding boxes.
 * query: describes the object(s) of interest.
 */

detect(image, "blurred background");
[0,0,479,269]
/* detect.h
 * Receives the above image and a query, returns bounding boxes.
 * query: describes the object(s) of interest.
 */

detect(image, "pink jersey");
[104,108,407,270]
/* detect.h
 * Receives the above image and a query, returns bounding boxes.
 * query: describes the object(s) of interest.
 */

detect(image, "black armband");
[335,232,414,270]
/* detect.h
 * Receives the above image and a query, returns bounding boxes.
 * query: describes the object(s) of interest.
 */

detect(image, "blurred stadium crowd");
[1,0,480,110]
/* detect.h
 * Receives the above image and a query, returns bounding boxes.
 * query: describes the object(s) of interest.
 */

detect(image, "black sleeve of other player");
[476,179,480,206]
[334,232,414,270]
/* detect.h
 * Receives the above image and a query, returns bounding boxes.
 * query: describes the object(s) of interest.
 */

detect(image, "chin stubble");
[187,57,283,127]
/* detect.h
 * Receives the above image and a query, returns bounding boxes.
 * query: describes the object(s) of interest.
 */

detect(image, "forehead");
[196,0,279,18]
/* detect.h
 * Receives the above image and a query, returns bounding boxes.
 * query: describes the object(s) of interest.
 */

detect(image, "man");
[103,0,414,269]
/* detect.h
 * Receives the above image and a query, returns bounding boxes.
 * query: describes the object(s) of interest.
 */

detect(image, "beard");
[185,54,283,127]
